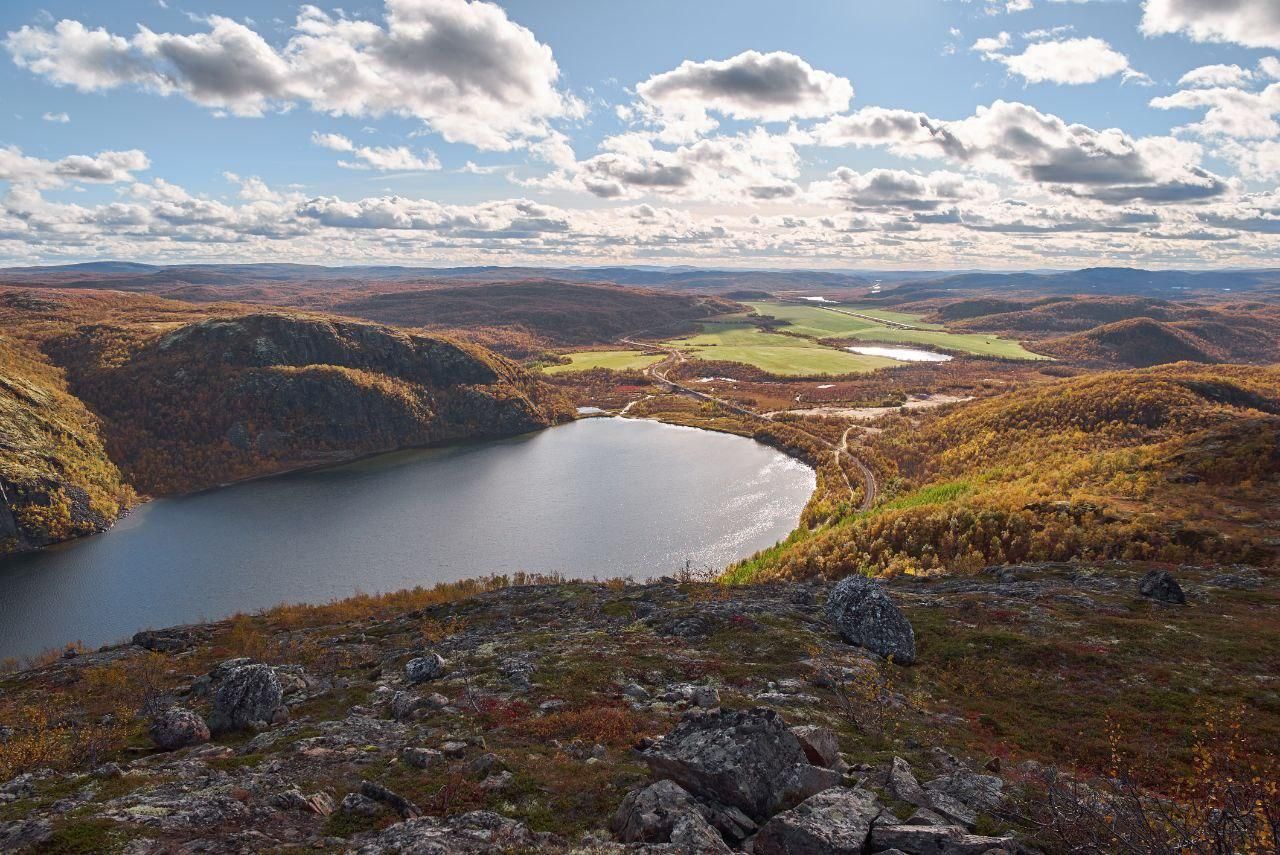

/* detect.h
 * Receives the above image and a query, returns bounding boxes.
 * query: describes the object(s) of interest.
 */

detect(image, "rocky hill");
[0,289,569,552]
[733,363,1280,581]
[0,562,1274,853]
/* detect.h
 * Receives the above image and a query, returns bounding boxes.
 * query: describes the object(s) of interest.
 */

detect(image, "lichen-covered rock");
[641,707,840,821]
[1139,569,1186,604]
[889,756,929,806]
[868,823,1015,854]
[207,663,284,734]
[611,780,730,852]
[405,653,448,683]
[791,725,843,770]
[826,576,917,665]
[753,787,883,855]
[148,706,210,751]
[355,810,544,854]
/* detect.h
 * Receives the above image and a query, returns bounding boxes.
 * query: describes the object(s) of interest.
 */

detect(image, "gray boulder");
[791,725,843,769]
[405,653,449,683]
[207,663,285,734]
[826,576,917,665]
[1138,569,1186,604]
[611,780,731,853]
[753,787,883,855]
[926,771,1005,815]
[149,706,210,751]
[641,707,840,821]
[889,757,929,806]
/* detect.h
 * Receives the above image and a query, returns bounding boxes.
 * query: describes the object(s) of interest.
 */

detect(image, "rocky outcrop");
[826,576,917,665]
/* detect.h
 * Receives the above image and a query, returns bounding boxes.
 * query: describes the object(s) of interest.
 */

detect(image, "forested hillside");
[0,288,569,551]
[731,363,1280,581]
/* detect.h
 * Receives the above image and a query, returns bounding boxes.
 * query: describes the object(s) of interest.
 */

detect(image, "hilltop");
[0,563,1275,853]
[0,288,568,553]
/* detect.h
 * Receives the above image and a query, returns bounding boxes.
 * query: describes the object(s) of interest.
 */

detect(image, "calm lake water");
[0,418,813,660]
[847,345,953,363]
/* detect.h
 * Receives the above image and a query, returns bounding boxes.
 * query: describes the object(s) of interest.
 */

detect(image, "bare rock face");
[826,576,917,665]
[149,706,210,751]
[207,663,285,734]
[641,707,841,821]
[791,725,844,770]
[1138,569,1186,604]
[753,787,884,855]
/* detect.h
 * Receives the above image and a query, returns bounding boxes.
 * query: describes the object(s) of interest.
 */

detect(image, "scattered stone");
[621,683,650,701]
[132,628,197,653]
[441,740,468,758]
[1138,569,1186,605]
[360,780,421,819]
[641,707,840,821]
[207,663,285,734]
[405,653,448,683]
[690,684,720,708]
[753,787,883,855]
[338,792,384,819]
[791,725,843,770]
[826,576,917,665]
[926,771,1005,815]
[403,747,444,769]
[148,706,210,751]
[270,788,334,815]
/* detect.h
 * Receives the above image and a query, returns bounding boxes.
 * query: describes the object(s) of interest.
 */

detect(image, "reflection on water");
[847,345,952,363]
[0,418,813,660]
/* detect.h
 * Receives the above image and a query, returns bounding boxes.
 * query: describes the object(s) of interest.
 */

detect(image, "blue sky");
[1,0,1278,268]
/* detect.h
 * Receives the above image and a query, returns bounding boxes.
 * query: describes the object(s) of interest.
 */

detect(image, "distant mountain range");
[3,262,1280,298]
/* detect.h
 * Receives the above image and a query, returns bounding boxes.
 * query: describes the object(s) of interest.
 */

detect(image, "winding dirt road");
[619,336,878,511]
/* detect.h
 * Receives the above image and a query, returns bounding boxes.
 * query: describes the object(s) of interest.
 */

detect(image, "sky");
[1,0,1278,270]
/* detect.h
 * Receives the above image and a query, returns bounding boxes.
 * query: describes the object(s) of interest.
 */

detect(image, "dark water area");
[0,418,814,660]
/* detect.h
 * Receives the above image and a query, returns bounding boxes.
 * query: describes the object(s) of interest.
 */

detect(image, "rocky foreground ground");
[0,562,1276,853]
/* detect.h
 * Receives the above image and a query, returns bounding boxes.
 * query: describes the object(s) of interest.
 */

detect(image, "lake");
[847,345,953,363]
[0,418,814,660]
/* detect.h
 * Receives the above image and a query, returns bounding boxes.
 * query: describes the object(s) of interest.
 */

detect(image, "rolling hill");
[0,288,569,552]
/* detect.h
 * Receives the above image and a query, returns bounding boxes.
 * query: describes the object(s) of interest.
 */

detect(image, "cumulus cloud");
[1151,82,1280,138]
[1178,63,1255,88]
[637,50,853,122]
[0,145,149,188]
[1141,0,1280,50]
[978,36,1149,85]
[41,111,70,123]
[311,132,441,171]
[811,167,998,212]
[813,100,1225,202]
[5,0,575,149]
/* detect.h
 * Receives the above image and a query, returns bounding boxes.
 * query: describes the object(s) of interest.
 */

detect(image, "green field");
[541,349,664,374]
[663,322,897,376]
[746,301,1046,360]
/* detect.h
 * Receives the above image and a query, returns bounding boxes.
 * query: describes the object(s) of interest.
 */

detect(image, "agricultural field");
[541,349,664,374]
[662,321,897,376]
[746,301,1047,360]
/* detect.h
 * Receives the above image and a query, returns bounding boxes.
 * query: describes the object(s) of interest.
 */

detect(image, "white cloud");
[971,32,1012,53]
[1141,0,1280,50]
[0,145,149,188]
[632,50,852,141]
[811,167,998,211]
[981,36,1150,85]
[5,0,576,150]
[1177,63,1254,88]
[1216,139,1280,181]
[311,132,440,171]
[41,111,70,123]
[813,100,1225,202]
[1151,82,1280,138]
